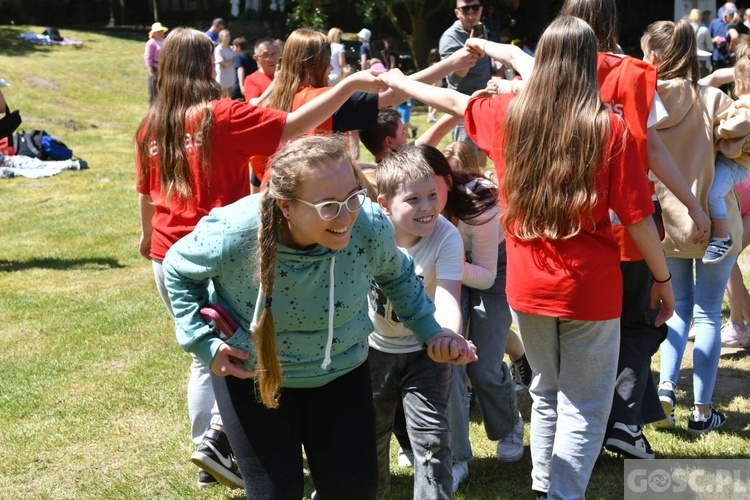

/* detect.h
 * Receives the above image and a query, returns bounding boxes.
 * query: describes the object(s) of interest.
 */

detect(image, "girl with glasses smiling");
[163,136,475,499]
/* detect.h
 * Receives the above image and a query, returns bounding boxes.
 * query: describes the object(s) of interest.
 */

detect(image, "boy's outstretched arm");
[425,279,477,365]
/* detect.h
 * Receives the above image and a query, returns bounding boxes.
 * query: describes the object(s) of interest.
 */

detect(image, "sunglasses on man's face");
[458,4,482,14]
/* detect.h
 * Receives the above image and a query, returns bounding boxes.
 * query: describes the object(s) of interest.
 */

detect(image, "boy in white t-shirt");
[369,147,468,499]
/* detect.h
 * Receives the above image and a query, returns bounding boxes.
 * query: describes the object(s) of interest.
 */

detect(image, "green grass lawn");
[0,25,748,499]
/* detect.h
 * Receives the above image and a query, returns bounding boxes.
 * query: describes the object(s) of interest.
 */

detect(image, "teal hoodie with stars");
[163,194,442,388]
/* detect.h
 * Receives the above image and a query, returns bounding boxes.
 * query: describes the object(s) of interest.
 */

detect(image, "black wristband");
[653,272,672,284]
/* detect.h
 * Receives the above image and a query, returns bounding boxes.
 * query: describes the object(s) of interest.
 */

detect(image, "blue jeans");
[449,242,518,463]
[709,154,749,220]
[451,121,480,151]
[511,310,619,498]
[368,348,452,500]
[659,256,736,404]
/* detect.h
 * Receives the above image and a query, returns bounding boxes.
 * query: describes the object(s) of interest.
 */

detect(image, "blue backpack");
[13,129,73,160]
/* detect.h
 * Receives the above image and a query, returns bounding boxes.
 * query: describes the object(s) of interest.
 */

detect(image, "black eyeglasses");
[458,4,482,14]
[294,189,367,221]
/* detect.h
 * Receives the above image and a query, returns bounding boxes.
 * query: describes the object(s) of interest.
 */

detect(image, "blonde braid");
[253,192,283,408]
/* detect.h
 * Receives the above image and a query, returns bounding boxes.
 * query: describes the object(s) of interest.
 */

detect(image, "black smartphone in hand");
[471,23,485,39]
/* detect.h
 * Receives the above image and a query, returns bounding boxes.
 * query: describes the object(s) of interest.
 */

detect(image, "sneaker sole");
[191,452,244,489]
[497,447,524,463]
[653,399,675,429]
[604,438,655,460]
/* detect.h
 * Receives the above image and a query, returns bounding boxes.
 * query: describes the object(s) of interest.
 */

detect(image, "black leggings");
[212,363,378,500]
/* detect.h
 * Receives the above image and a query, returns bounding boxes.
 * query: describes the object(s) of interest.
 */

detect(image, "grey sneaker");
[497,412,524,462]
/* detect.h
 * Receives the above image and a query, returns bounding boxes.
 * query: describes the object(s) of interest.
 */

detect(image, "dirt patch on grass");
[27,76,60,90]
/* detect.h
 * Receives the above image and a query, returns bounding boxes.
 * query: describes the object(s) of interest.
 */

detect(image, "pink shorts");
[735,176,750,217]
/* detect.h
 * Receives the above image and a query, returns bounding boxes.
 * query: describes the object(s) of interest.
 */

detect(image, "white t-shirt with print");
[368,215,464,353]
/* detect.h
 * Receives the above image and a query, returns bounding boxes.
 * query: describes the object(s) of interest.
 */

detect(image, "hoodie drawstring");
[321,255,336,370]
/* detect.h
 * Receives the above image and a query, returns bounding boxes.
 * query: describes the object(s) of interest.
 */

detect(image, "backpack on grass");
[13,129,73,160]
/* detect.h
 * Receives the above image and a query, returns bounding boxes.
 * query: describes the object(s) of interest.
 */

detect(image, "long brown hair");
[560,0,619,52]
[135,28,220,201]
[641,20,700,84]
[263,29,331,112]
[502,16,610,240]
[254,135,357,408]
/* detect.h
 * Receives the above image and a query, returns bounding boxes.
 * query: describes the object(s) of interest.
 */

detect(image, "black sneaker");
[688,407,726,435]
[604,422,655,459]
[511,354,532,394]
[197,469,218,488]
[191,428,244,489]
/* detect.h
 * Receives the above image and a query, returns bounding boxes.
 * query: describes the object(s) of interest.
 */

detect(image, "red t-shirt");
[136,98,286,260]
[256,85,334,186]
[597,52,659,261]
[243,70,273,100]
[464,95,654,321]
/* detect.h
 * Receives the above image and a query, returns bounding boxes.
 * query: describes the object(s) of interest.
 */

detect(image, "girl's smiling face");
[277,160,362,251]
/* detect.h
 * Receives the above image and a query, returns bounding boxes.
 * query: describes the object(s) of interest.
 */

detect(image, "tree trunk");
[384,0,450,71]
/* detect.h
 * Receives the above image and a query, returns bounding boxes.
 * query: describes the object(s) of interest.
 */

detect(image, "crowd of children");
[136,1,750,498]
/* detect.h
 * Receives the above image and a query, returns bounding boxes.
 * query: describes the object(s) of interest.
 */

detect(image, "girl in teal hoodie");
[163,135,476,499]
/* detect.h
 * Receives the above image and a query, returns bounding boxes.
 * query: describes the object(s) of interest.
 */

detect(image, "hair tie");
[264,297,273,308]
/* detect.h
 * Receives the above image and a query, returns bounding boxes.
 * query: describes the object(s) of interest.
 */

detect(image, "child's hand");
[378,68,408,90]
[448,47,480,70]
[426,332,478,365]
[650,281,675,327]
[210,343,255,379]
[349,70,389,93]
[464,38,486,57]
[689,207,711,244]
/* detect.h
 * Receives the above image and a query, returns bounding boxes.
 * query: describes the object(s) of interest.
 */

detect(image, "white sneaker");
[397,447,414,467]
[497,412,524,462]
[452,461,469,493]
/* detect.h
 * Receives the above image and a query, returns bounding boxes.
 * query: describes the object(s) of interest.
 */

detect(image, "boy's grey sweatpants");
[511,310,619,499]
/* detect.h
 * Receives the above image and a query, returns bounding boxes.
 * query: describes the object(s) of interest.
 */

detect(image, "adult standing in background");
[709,3,736,71]
[689,8,714,77]
[231,36,257,101]
[205,18,224,46]
[243,38,281,105]
[358,28,372,71]
[144,22,167,105]
[215,29,236,99]
[328,28,346,86]
[380,38,399,71]
[439,0,491,148]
